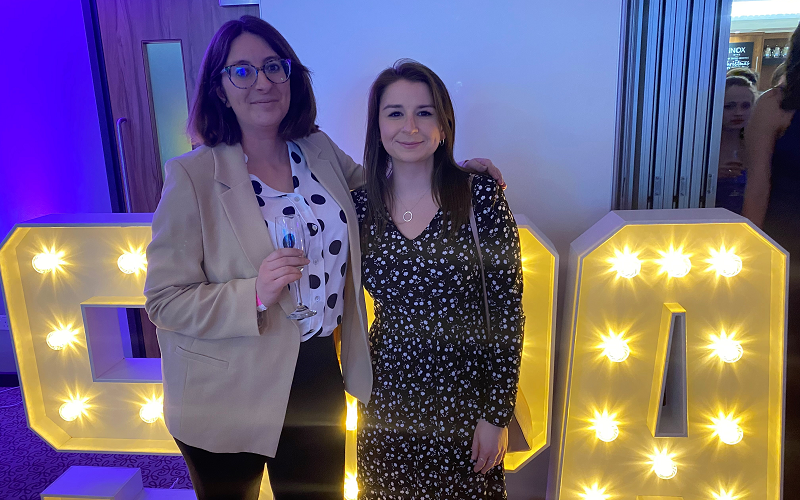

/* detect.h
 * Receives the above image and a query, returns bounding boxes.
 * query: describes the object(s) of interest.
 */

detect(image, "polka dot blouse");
[250,141,349,342]
[352,175,525,498]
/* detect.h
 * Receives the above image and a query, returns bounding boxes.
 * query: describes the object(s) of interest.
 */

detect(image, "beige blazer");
[144,131,372,457]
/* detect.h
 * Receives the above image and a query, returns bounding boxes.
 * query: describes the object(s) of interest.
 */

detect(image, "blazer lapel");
[214,143,296,316]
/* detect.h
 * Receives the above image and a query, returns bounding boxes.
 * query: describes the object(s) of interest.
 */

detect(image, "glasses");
[220,59,291,89]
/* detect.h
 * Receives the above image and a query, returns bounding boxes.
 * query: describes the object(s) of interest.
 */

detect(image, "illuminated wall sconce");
[117,249,147,275]
[656,245,692,278]
[590,410,619,442]
[59,397,88,422]
[579,484,610,500]
[706,245,743,278]
[46,326,78,351]
[344,472,359,500]
[709,331,744,364]
[32,248,65,274]
[711,412,743,445]
[608,247,641,278]
[139,397,163,424]
[650,447,678,479]
[599,331,630,362]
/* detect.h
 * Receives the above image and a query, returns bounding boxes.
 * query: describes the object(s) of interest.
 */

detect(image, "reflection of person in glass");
[143,16,503,499]
[742,22,800,495]
[352,60,524,498]
[716,76,757,214]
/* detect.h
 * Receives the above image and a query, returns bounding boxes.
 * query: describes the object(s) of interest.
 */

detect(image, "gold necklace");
[396,188,431,223]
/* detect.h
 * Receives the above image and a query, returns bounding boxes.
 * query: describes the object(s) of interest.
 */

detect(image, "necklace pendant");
[402,211,413,222]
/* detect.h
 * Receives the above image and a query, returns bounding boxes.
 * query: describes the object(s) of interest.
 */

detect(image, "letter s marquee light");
[549,209,787,500]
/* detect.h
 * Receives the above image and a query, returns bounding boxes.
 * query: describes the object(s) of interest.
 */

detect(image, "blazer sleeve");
[322,132,366,190]
[143,158,261,340]
[473,176,525,427]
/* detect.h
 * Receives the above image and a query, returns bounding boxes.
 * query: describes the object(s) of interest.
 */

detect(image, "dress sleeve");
[473,176,525,427]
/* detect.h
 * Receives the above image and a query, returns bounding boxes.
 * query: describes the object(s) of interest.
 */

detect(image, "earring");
[439,139,444,147]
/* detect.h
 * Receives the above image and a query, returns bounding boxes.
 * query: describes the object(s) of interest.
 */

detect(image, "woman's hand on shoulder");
[459,158,506,189]
[471,418,508,474]
[255,249,309,308]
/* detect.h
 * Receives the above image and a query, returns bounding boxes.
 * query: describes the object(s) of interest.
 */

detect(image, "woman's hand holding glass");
[256,248,309,310]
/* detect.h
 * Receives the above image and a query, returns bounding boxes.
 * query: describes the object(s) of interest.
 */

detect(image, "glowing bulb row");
[590,414,744,446]
[582,484,738,499]
[58,397,163,423]
[32,248,146,275]
[599,330,744,364]
[608,246,742,279]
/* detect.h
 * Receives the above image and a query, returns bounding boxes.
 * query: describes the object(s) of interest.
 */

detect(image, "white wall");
[260,0,621,261]
[260,2,623,497]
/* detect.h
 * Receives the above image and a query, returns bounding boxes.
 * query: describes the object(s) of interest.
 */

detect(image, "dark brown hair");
[187,15,318,146]
[781,23,800,110]
[772,61,787,88]
[363,59,470,238]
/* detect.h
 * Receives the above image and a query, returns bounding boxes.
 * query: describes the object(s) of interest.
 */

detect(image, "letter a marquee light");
[549,209,787,500]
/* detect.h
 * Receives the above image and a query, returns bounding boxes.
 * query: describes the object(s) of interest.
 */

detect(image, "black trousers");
[176,334,347,500]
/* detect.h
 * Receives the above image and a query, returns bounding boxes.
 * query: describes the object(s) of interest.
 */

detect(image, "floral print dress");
[353,176,525,499]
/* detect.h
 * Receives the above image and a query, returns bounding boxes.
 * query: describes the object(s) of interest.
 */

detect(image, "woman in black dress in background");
[742,22,800,495]
[352,60,524,499]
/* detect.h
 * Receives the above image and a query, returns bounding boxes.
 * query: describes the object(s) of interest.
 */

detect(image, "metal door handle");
[115,117,133,212]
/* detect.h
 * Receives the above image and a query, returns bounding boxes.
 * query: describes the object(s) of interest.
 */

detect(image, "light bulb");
[579,483,610,500]
[656,245,692,278]
[712,488,738,500]
[709,331,743,363]
[32,249,65,274]
[139,397,163,424]
[711,413,743,445]
[346,398,358,431]
[706,245,742,277]
[600,331,630,362]
[117,250,147,274]
[650,448,677,479]
[590,410,619,442]
[609,247,641,278]
[59,398,87,421]
[46,327,78,350]
[344,473,359,500]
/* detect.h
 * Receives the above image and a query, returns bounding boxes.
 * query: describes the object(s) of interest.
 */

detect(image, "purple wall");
[0,1,112,242]
[0,1,111,366]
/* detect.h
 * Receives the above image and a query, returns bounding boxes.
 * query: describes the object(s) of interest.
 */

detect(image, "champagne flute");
[274,214,317,319]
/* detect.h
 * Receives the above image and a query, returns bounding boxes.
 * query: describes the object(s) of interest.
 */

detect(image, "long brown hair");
[363,59,470,238]
[187,15,319,146]
[781,23,800,110]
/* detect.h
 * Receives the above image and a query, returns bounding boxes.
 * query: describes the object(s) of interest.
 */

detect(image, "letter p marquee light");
[549,209,787,500]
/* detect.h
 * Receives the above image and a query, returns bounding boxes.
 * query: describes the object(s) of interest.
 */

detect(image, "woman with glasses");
[352,60,524,498]
[144,15,501,500]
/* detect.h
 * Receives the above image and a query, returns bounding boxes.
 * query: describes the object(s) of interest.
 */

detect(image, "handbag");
[468,176,531,454]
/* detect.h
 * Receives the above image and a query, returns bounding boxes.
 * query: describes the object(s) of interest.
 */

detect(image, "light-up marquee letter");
[0,214,174,454]
[550,209,787,500]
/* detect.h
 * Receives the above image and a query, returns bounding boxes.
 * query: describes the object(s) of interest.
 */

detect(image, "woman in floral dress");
[352,60,525,499]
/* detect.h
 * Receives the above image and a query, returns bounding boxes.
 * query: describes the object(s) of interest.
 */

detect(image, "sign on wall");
[727,42,754,69]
